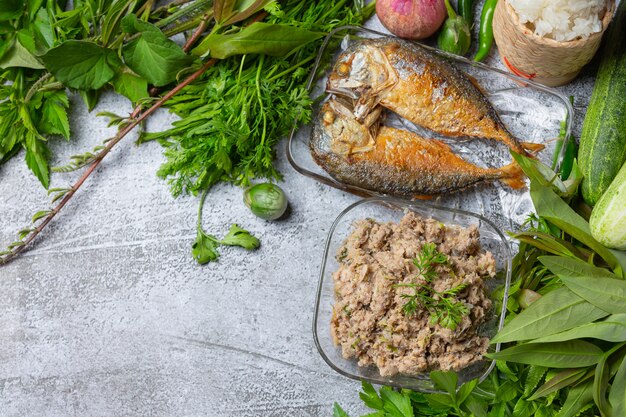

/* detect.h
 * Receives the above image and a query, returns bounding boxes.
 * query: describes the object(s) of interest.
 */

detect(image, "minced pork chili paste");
[330,211,495,376]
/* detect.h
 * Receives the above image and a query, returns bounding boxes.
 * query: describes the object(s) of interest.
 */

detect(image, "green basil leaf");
[487,341,603,368]
[539,256,618,280]
[0,0,24,21]
[531,314,626,344]
[0,40,45,69]
[192,22,324,59]
[41,40,122,90]
[561,276,626,314]
[528,368,587,400]
[610,357,626,416]
[531,181,626,275]
[110,70,149,103]
[122,30,193,87]
[556,381,594,417]
[491,287,609,343]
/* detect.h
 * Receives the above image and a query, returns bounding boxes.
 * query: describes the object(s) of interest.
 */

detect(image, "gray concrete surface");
[0,14,596,417]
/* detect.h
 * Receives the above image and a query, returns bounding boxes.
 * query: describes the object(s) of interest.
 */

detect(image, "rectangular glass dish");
[287,25,574,232]
[313,197,512,391]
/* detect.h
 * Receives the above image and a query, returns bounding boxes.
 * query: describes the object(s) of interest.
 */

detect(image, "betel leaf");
[531,181,626,276]
[0,0,23,21]
[487,340,603,368]
[609,356,626,416]
[561,276,626,314]
[539,256,618,280]
[531,314,626,344]
[0,40,45,69]
[192,22,324,59]
[491,287,609,344]
[110,69,149,103]
[556,381,594,417]
[40,40,122,90]
[122,29,194,87]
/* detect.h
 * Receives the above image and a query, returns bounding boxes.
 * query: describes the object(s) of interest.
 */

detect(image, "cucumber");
[579,1,626,206]
[590,162,626,250]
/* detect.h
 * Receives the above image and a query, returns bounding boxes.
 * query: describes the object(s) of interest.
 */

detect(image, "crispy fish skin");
[327,37,538,156]
[311,99,525,196]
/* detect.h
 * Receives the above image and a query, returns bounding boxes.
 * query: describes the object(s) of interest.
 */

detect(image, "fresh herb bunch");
[0,0,209,187]
[394,243,469,330]
[141,0,375,262]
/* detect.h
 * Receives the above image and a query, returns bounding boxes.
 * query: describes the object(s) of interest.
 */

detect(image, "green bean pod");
[474,0,498,62]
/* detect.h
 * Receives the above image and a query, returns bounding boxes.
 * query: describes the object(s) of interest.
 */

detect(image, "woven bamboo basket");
[493,0,615,86]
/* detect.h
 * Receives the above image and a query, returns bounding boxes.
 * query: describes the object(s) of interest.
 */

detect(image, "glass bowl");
[287,25,574,232]
[312,197,512,392]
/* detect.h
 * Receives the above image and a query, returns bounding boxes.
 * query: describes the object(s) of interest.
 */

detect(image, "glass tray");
[287,25,574,232]
[313,197,512,392]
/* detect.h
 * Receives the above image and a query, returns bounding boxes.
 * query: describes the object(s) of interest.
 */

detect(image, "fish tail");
[498,161,527,190]
[522,142,545,155]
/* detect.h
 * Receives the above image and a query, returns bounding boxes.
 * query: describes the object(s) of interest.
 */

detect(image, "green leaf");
[531,181,626,275]
[122,28,193,87]
[430,370,458,396]
[463,395,487,417]
[379,387,414,417]
[487,341,603,368]
[539,256,618,280]
[0,40,45,69]
[32,210,50,222]
[0,0,24,21]
[531,314,626,344]
[491,287,609,343]
[360,382,384,410]
[120,13,161,34]
[512,396,537,417]
[218,224,260,250]
[512,152,574,197]
[191,230,220,264]
[79,89,100,112]
[555,381,593,417]
[110,70,149,103]
[593,350,611,417]
[40,40,122,90]
[24,133,49,188]
[529,368,587,400]
[610,357,626,416]
[192,22,324,59]
[561,276,626,314]
[523,366,548,398]
[222,0,275,25]
[456,379,478,404]
[39,91,70,139]
[333,403,349,417]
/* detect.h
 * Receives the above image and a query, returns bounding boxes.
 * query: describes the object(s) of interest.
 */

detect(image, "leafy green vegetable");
[529,368,587,400]
[560,276,626,314]
[192,22,324,59]
[219,224,260,249]
[121,16,194,86]
[40,40,122,90]
[531,314,626,344]
[487,341,603,368]
[539,256,618,280]
[491,287,608,344]
[110,70,149,103]
[610,355,626,415]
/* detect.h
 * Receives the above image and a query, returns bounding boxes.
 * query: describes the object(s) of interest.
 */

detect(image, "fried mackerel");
[326,37,542,156]
[311,97,525,196]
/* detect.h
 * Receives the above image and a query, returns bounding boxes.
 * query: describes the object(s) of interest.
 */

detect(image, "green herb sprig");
[394,243,469,330]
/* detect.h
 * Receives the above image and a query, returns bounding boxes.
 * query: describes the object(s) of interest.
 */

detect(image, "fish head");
[327,45,398,121]
[318,97,381,156]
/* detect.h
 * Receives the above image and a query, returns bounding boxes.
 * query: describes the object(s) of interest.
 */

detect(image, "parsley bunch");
[394,243,469,330]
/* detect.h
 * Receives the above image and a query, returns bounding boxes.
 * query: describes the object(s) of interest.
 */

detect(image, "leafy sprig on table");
[394,243,469,330]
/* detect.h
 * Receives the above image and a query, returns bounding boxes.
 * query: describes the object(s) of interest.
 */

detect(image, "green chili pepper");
[459,0,473,25]
[474,0,498,62]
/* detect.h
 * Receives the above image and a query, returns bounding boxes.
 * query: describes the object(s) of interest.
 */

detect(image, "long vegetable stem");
[0,58,218,266]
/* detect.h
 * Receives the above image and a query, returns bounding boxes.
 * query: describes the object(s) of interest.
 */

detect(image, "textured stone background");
[0,9,597,417]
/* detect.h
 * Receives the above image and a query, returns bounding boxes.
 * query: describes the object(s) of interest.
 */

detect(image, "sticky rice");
[508,0,608,42]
